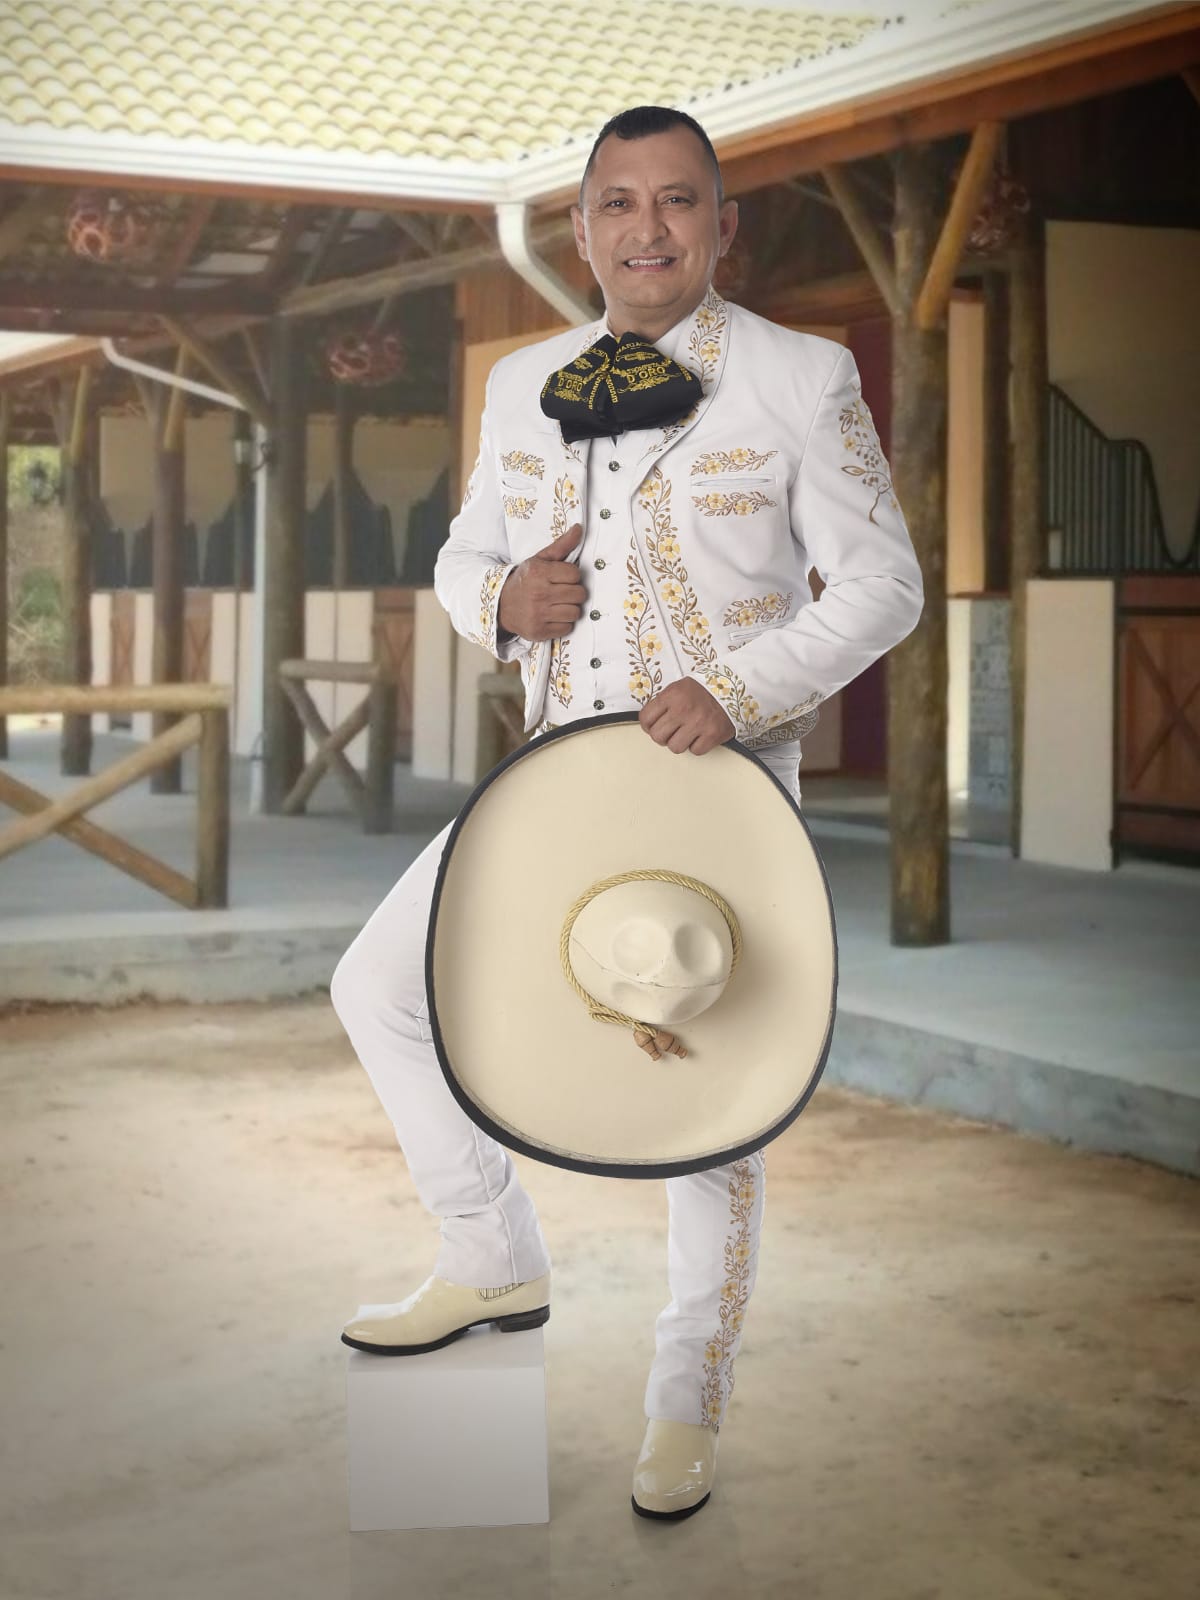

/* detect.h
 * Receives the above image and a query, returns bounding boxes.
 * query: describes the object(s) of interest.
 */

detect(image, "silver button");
[595,558,606,570]
[599,508,612,519]
[590,657,601,669]
[608,460,620,472]
[589,609,600,620]
[593,700,605,710]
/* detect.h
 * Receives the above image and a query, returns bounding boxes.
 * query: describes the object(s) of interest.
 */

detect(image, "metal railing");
[1045,384,1199,575]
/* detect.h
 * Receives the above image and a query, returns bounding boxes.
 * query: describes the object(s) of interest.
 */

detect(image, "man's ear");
[718,198,739,255]
[570,203,589,261]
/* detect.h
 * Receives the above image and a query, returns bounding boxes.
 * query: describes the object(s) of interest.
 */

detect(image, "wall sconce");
[232,435,252,468]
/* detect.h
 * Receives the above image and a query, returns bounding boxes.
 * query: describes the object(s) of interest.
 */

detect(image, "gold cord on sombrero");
[560,869,742,1060]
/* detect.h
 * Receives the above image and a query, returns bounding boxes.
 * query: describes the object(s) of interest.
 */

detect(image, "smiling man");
[331,106,924,1522]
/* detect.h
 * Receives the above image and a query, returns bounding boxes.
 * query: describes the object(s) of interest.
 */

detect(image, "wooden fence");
[0,684,230,908]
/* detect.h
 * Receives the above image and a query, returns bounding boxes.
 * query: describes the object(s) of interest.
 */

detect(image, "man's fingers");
[543,575,588,604]
[534,523,583,561]
[544,602,583,623]
[667,724,696,754]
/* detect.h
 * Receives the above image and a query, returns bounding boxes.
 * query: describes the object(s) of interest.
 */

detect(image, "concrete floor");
[1,998,1197,1600]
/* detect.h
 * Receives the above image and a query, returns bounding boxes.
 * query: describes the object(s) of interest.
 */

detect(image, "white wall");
[1022,578,1114,872]
[1048,222,1200,562]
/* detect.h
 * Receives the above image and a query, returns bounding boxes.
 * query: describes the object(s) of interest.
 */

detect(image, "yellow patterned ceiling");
[0,0,887,165]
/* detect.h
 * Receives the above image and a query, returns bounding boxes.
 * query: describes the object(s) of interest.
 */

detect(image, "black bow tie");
[540,331,702,444]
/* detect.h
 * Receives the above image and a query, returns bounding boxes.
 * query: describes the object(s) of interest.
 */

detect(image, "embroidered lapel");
[628,286,730,483]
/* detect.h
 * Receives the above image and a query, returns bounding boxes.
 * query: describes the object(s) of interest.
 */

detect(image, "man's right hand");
[497,524,587,642]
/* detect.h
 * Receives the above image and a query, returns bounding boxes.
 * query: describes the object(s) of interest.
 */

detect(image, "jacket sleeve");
[695,344,924,743]
[432,364,527,663]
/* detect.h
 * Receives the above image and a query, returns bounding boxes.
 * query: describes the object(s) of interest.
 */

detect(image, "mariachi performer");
[331,103,923,1521]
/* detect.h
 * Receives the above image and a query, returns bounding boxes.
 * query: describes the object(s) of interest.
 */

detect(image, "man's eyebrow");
[594,180,700,198]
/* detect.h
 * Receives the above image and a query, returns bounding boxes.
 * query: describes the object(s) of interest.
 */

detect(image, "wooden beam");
[1008,210,1048,860]
[159,315,272,429]
[761,268,889,326]
[150,347,188,794]
[61,366,94,776]
[159,196,218,287]
[0,714,202,860]
[332,382,354,591]
[0,390,9,760]
[0,766,200,907]
[0,190,60,263]
[262,317,307,812]
[820,164,901,317]
[915,121,1002,331]
[394,213,438,256]
[298,207,352,287]
[260,206,313,293]
[0,684,230,714]
[0,279,274,316]
[889,142,950,946]
[281,218,575,319]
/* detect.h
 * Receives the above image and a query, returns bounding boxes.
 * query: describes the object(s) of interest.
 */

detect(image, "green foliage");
[8,446,62,508]
[17,567,61,622]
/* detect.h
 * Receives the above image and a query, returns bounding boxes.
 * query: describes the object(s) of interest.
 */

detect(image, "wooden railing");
[476,672,530,777]
[0,684,230,909]
[278,659,396,832]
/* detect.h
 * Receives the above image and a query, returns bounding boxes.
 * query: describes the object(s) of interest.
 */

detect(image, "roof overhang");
[0,1,1192,211]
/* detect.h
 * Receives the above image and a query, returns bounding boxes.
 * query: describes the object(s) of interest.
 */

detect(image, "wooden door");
[1116,576,1200,859]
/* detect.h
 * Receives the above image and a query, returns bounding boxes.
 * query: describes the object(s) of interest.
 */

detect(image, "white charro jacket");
[433,285,924,749]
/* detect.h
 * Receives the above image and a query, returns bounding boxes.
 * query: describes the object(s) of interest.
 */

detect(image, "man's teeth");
[627,256,672,265]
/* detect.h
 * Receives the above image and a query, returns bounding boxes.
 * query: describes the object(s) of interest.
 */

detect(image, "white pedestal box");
[346,1319,550,1531]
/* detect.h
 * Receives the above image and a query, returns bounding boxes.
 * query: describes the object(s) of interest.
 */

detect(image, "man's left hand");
[639,679,735,755]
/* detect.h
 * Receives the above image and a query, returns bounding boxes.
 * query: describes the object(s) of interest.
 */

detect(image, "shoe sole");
[631,1491,711,1522]
[340,1303,550,1356]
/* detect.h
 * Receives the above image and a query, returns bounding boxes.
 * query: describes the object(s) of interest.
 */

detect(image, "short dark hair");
[578,105,724,206]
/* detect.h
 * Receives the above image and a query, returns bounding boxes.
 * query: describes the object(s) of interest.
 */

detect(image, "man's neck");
[604,286,708,343]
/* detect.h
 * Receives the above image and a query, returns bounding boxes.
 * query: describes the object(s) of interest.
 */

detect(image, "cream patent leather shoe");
[341,1272,550,1355]
[631,1418,718,1521]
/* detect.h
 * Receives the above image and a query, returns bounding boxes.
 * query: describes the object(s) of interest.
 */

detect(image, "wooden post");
[363,677,396,834]
[0,391,10,761]
[149,349,188,794]
[263,318,306,811]
[982,271,1011,594]
[889,144,951,946]
[1008,208,1048,858]
[196,705,230,907]
[332,380,353,591]
[61,367,94,776]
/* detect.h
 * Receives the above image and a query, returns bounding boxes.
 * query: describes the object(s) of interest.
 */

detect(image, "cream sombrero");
[426,712,837,1179]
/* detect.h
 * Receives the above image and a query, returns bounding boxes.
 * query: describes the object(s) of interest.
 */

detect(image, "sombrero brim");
[426,712,837,1179]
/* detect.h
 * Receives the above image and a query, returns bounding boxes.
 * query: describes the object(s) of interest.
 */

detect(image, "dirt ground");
[1,996,1197,1600]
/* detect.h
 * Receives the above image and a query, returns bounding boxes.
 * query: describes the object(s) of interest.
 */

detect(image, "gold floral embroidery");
[500,450,545,478]
[723,593,794,643]
[700,1156,757,1432]
[624,538,664,705]
[502,494,536,520]
[693,488,775,517]
[546,473,580,709]
[839,390,898,524]
[647,287,728,455]
[692,447,778,476]
[469,561,507,653]
[638,467,819,744]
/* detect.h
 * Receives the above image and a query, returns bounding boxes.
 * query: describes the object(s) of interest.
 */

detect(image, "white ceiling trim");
[0,1,1179,208]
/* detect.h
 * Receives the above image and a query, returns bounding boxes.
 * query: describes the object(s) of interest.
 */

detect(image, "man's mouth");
[623,255,675,271]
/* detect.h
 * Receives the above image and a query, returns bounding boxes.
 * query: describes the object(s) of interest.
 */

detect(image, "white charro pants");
[330,740,801,1432]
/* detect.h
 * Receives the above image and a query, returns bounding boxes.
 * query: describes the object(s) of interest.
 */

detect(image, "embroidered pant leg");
[643,741,801,1430]
[643,1152,766,1430]
[330,820,552,1289]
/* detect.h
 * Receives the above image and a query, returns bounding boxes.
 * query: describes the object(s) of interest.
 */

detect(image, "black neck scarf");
[540,331,702,444]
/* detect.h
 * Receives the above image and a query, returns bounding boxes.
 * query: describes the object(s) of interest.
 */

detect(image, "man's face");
[572,126,738,339]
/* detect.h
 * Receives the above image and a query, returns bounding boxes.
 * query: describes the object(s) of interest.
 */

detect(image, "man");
[331,104,923,1521]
